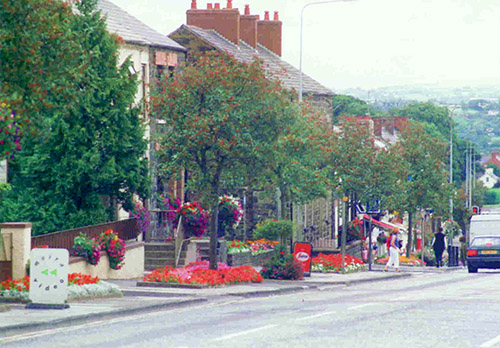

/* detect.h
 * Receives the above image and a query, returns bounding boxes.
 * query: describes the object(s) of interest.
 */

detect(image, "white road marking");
[213,324,277,341]
[296,310,337,321]
[481,334,500,347]
[348,303,376,310]
[0,299,247,344]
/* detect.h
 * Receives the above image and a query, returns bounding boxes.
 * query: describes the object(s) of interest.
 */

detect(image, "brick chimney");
[240,4,258,48]
[257,10,282,56]
[186,0,241,45]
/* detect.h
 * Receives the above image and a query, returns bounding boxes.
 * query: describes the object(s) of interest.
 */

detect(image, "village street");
[2,269,500,348]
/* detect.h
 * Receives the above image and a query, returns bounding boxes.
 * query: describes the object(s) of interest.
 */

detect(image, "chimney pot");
[226,0,232,9]
[191,0,197,9]
[207,3,213,9]
[214,3,220,9]
[264,11,269,20]
[244,4,250,15]
[273,11,279,21]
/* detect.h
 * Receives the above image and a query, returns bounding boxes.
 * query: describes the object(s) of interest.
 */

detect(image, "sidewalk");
[0,267,455,337]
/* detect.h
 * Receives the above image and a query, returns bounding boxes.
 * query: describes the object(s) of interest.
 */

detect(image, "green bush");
[260,247,304,280]
[253,219,295,245]
[484,188,500,205]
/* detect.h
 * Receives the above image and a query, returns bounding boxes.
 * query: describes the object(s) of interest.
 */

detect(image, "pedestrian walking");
[384,228,400,272]
[432,228,447,268]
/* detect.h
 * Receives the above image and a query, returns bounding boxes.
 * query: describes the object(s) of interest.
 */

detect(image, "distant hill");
[335,84,500,155]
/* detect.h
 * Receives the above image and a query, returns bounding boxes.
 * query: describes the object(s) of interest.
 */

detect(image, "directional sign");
[294,242,312,277]
[29,248,69,305]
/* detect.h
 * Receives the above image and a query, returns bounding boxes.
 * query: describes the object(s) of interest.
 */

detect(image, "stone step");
[145,257,187,269]
[145,250,175,258]
[145,243,175,252]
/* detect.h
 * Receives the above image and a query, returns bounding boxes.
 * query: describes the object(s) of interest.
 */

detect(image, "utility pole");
[341,195,347,274]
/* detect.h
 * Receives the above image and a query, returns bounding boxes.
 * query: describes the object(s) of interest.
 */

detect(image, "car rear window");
[471,237,500,247]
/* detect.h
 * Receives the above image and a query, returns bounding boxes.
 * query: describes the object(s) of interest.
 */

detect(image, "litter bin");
[447,246,459,267]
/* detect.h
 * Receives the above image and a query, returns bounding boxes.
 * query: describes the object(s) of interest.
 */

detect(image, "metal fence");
[31,218,139,251]
[146,209,175,242]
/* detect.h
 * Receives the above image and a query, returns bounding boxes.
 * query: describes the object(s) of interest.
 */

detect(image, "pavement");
[0,265,463,337]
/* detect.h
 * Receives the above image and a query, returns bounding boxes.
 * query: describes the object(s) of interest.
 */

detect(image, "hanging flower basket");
[176,202,210,237]
[218,194,243,231]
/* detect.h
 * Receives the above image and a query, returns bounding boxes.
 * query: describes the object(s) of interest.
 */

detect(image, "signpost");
[357,200,381,271]
[27,248,70,309]
[293,242,312,276]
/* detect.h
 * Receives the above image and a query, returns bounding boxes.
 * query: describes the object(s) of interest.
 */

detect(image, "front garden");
[0,273,122,303]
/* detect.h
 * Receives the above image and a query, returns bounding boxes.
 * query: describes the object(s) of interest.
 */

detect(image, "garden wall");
[69,241,144,280]
[227,250,278,267]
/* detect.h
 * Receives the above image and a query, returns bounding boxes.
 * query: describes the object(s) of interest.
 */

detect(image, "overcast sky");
[110,0,500,91]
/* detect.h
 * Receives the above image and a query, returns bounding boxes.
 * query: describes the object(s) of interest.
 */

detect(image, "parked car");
[467,236,500,273]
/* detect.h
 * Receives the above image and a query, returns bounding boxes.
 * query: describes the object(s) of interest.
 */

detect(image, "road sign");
[28,248,69,309]
[294,242,312,277]
[356,200,381,215]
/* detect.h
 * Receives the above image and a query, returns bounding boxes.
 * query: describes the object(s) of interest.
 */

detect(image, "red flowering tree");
[273,106,334,219]
[331,116,395,206]
[388,121,451,256]
[151,52,296,269]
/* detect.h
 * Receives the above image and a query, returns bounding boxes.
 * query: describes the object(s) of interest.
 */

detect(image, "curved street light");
[299,0,356,102]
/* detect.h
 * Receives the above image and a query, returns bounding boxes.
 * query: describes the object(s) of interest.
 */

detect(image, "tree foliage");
[332,95,377,124]
[0,0,149,234]
[330,116,394,208]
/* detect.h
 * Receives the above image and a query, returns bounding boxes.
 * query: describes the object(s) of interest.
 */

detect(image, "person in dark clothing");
[432,228,447,268]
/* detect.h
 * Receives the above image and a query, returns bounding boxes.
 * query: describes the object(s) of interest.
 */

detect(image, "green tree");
[332,95,377,124]
[151,52,296,269]
[273,107,333,219]
[388,121,451,256]
[0,0,149,234]
[331,116,395,208]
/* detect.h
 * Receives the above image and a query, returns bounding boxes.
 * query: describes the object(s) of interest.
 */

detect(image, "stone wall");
[227,249,278,267]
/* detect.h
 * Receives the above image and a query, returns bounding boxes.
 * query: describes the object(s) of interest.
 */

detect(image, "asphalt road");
[2,270,500,348]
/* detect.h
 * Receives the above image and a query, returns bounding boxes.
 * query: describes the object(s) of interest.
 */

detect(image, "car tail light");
[467,250,478,257]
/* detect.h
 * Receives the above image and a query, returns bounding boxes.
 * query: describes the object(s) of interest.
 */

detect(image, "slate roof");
[178,25,333,96]
[97,0,186,51]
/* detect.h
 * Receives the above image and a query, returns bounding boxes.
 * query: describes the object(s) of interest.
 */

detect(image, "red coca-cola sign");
[294,242,312,276]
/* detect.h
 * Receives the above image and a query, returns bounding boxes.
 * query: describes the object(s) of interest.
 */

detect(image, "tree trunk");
[280,185,289,221]
[246,189,255,240]
[406,210,413,258]
[209,202,219,270]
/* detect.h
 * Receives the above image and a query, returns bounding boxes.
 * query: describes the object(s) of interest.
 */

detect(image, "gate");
[0,232,11,281]
[0,261,10,282]
[146,209,175,242]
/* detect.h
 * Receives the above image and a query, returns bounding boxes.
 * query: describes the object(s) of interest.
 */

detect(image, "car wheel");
[468,265,478,273]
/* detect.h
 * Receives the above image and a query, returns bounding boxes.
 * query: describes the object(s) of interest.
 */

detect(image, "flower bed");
[142,261,263,287]
[375,255,425,266]
[0,273,122,302]
[227,239,278,255]
[311,253,365,273]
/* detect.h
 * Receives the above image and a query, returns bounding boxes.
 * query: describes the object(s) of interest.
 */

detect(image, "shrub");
[72,233,101,266]
[254,219,295,246]
[260,248,304,280]
[99,229,125,270]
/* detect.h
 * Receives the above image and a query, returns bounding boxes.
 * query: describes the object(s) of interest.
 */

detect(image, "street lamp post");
[448,106,459,219]
[299,0,355,102]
